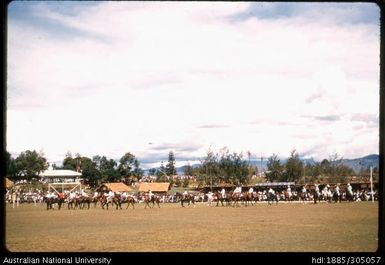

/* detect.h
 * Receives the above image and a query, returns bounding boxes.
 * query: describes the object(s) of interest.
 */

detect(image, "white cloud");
[7,2,379,165]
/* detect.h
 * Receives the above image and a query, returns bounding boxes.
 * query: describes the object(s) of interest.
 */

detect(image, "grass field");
[5,201,379,252]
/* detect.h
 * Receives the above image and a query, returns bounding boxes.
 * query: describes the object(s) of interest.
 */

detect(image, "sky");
[6,1,380,169]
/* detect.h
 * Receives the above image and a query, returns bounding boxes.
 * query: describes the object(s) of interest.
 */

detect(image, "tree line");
[177,148,376,187]
[5,148,377,188]
[5,150,144,187]
[264,151,355,184]
[5,150,181,188]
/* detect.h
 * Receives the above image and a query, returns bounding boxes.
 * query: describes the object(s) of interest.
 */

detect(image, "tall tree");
[320,159,331,175]
[195,147,249,186]
[156,162,168,182]
[131,158,144,183]
[183,163,195,176]
[306,162,322,178]
[328,153,352,183]
[265,154,284,182]
[99,156,119,182]
[217,148,249,185]
[92,155,102,170]
[62,152,79,171]
[199,149,220,189]
[79,156,100,187]
[218,147,233,183]
[284,150,303,182]
[118,152,136,177]
[245,150,257,184]
[5,151,17,179]
[229,152,249,185]
[182,177,190,188]
[13,150,48,181]
[61,154,102,186]
[165,151,177,176]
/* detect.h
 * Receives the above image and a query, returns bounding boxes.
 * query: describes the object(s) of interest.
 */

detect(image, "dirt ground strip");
[5,201,378,252]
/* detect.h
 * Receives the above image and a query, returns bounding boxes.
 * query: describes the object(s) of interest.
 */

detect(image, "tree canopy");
[266,154,284,182]
[165,151,177,176]
[6,150,48,181]
[5,147,365,188]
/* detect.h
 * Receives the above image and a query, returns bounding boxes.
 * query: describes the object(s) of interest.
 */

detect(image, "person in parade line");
[46,190,55,199]
[182,189,188,199]
[149,189,154,200]
[347,183,353,194]
[248,187,254,201]
[313,183,320,203]
[69,191,77,200]
[335,183,341,202]
[58,191,65,200]
[46,191,57,209]
[301,185,307,202]
[314,184,320,194]
[347,183,353,196]
[322,184,329,195]
[335,184,340,195]
[81,189,89,197]
[92,191,99,203]
[267,187,276,204]
[206,191,214,206]
[234,186,242,195]
[220,188,226,198]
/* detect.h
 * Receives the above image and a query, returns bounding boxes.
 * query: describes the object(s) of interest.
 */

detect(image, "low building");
[39,169,83,194]
[97,182,133,193]
[137,182,170,193]
[39,169,82,183]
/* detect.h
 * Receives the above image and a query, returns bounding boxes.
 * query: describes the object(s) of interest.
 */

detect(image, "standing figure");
[334,184,341,203]
[267,188,277,205]
[12,191,17,209]
[301,186,307,203]
[313,184,320,204]
[346,183,354,202]
[221,188,226,199]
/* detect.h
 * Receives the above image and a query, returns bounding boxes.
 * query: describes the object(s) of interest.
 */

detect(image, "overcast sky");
[7,2,380,169]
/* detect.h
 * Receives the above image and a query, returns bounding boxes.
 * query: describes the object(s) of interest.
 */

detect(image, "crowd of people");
[5,183,378,210]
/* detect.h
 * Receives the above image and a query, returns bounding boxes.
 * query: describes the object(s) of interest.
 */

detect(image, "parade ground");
[5,201,379,252]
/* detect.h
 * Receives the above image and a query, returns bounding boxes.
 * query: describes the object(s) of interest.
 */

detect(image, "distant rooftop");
[39,169,82,178]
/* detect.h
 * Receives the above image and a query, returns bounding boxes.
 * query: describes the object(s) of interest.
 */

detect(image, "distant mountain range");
[145,154,379,175]
[340,154,379,173]
[253,154,379,173]
[299,154,379,173]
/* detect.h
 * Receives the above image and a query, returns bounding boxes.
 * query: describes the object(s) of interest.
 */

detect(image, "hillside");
[146,154,379,175]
